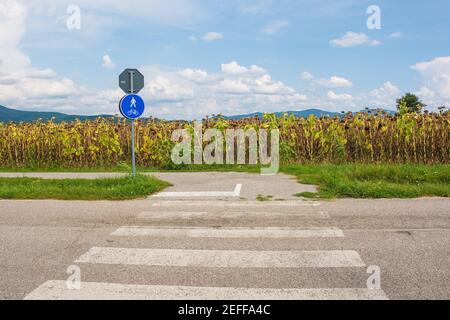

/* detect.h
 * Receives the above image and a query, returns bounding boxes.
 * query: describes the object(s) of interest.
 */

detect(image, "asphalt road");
[0,172,448,300]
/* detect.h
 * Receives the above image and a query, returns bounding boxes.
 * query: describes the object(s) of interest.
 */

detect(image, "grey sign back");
[119,69,145,94]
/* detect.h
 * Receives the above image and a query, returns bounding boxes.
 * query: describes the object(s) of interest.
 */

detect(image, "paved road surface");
[0,172,448,300]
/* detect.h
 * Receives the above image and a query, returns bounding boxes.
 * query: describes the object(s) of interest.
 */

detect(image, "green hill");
[220,109,342,120]
[0,105,112,123]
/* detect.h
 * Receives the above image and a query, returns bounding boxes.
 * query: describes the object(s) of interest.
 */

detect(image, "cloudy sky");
[0,0,449,119]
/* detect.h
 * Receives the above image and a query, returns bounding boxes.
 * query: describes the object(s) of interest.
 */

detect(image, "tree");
[396,93,426,113]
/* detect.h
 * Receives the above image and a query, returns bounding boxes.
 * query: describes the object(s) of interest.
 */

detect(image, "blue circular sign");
[119,94,145,119]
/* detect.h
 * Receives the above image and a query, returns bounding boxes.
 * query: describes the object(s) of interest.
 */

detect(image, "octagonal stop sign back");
[119,69,145,94]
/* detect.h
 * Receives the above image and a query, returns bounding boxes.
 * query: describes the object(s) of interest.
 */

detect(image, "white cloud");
[0,0,30,72]
[368,81,401,107]
[327,91,353,101]
[215,73,297,96]
[221,61,266,75]
[287,93,307,102]
[411,56,450,77]
[370,81,400,98]
[102,54,115,69]
[254,74,296,94]
[388,32,403,39]
[411,56,450,105]
[202,32,223,42]
[416,86,435,99]
[178,68,208,82]
[330,32,381,48]
[145,75,194,102]
[315,76,353,88]
[300,71,314,80]
[261,20,289,35]
[217,79,250,94]
[27,68,57,79]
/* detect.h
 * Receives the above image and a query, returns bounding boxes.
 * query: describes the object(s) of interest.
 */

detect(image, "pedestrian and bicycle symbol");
[119,94,145,120]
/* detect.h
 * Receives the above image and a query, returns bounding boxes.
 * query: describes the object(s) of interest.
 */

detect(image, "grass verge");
[0,175,170,200]
[1,163,449,199]
[0,164,263,173]
[281,164,450,199]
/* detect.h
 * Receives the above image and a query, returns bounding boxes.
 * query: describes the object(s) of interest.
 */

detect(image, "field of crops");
[0,110,448,169]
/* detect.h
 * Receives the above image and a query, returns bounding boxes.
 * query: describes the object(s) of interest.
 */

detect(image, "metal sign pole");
[131,121,136,177]
[129,71,136,178]
[129,70,135,94]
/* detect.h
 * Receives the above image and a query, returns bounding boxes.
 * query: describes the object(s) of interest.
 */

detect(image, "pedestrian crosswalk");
[24,199,388,300]
[111,226,345,238]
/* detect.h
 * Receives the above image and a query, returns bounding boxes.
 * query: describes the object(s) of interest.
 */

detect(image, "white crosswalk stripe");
[24,281,389,300]
[75,247,365,268]
[111,226,345,238]
[138,210,327,219]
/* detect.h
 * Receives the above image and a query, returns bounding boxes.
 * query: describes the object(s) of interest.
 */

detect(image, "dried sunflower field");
[0,110,448,169]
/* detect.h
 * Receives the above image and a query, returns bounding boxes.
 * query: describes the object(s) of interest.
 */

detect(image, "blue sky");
[1,0,449,119]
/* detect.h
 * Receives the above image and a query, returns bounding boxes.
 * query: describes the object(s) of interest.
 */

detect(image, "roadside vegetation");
[0,175,170,200]
[283,164,450,199]
[0,100,448,169]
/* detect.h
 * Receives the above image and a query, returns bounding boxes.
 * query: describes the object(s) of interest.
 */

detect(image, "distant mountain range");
[0,105,395,123]
[220,109,342,120]
[0,105,112,123]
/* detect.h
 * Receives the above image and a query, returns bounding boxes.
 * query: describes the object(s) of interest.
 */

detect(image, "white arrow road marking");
[153,184,243,198]
[75,248,365,268]
[233,183,242,196]
[24,281,389,300]
[111,226,345,238]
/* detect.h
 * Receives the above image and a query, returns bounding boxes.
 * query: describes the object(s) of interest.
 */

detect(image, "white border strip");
[25,281,389,300]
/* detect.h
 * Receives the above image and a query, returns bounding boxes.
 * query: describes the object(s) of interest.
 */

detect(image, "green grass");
[0,164,263,173]
[282,164,450,199]
[0,175,170,200]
